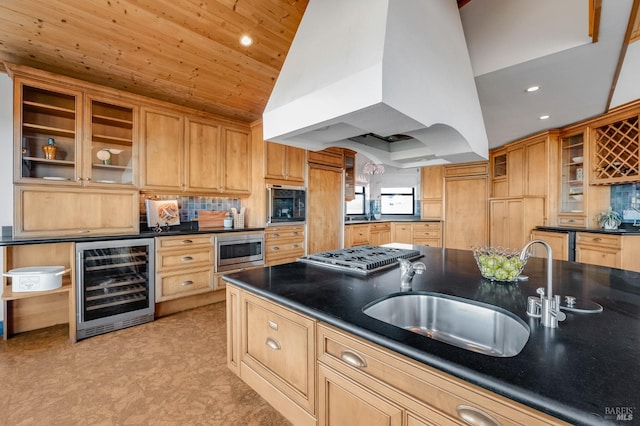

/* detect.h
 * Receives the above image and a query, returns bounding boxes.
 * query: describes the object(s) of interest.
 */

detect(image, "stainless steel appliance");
[267,184,306,224]
[76,238,155,340]
[298,245,422,275]
[215,233,265,272]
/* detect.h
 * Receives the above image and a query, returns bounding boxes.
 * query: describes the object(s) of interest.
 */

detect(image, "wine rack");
[592,115,639,184]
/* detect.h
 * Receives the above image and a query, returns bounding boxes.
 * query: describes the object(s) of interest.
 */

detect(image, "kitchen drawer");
[317,323,568,426]
[576,232,621,249]
[413,238,442,248]
[265,226,305,241]
[157,235,213,249]
[370,223,391,232]
[156,267,214,301]
[265,240,305,265]
[241,291,316,414]
[558,215,586,227]
[444,162,489,178]
[156,247,214,271]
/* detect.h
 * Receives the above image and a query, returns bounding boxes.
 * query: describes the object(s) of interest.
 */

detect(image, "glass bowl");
[472,246,530,283]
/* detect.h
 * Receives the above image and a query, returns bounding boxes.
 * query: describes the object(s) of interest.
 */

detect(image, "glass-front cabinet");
[560,132,585,217]
[14,77,137,187]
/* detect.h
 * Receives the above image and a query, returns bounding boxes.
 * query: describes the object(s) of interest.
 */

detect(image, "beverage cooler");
[76,238,155,340]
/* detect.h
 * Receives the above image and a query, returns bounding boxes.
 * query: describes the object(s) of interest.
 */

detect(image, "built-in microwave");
[267,184,306,225]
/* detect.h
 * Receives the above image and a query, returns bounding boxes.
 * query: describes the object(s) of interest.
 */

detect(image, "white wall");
[0,72,14,314]
[0,73,13,223]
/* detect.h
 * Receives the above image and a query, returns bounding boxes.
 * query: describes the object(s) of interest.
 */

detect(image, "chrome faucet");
[521,240,566,328]
[399,258,426,290]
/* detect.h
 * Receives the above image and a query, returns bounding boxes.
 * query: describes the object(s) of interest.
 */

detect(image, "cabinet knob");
[340,350,367,369]
[456,405,501,426]
[265,337,281,350]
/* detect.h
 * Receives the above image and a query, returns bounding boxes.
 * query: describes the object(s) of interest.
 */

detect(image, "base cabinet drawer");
[241,291,316,417]
[266,226,305,266]
[156,267,213,301]
[317,323,569,426]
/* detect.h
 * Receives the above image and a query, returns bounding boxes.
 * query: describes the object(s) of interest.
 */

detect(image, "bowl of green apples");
[472,246,529,283]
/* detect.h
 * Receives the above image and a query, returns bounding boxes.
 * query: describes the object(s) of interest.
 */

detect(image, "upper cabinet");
[265,141,306,184]
[343,149,356,201]
[419,165,444,220]
[140,106,251,195]
[12,72,138,188]
[590,108,639,185]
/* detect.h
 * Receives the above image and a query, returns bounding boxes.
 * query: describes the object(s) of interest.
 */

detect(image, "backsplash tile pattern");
[141,194,241,223]
[610,183,640,222]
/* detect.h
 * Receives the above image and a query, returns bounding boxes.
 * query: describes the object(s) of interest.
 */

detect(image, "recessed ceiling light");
[239,35,253,46]
[539,115,550,120]
[526,86,540,93]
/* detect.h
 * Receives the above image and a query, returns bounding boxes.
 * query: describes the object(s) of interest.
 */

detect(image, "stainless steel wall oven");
[267,184,306,224]
[215,233,264,272]
[76,238,155,340]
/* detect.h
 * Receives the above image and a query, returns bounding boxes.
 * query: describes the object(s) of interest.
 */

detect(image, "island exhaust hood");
[262,0,489,168]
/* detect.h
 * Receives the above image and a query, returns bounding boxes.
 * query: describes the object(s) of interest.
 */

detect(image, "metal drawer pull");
[456,405,501,426]
[340,350,367,368]
[181,256,194,262]
[293,244,299,248]
[182,239,193,244]
[293,232,299,236]
[268,320,278,330]
[272,233,280,237]
[272,246,280,251]
[181,280,194,286]
[265,337,281,350]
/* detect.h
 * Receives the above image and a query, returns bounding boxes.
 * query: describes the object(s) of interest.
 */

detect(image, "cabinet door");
[84,95,137,187]
[140,108,184,191]
[444,176,489,250]
[507,146,524,196]
[530,231,569,261]
[489,200,508,247]
[221,126,251,194]
[308,164,343,253]
[265,142,287,180]
[392,223,413,244]
[420,166,444,199]
[286,145,306,183]
[576,245,621,268]
[14,78,82,184]
[15,185,139,238]
[185,117,222,192]
[318,364,403,426]
[525,139,548,197]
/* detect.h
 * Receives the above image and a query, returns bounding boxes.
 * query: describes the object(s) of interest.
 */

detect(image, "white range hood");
[263,0,489,168]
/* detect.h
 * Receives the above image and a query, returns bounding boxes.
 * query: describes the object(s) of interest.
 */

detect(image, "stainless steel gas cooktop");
[298,245,422,275]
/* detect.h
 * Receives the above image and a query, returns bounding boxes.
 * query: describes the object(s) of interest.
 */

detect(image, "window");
[346,186,366,215]
[380,187,414,215]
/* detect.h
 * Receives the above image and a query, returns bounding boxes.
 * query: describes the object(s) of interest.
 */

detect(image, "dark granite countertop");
[222,246,640,426]
[537,223,640,235]
[0,223,265,246]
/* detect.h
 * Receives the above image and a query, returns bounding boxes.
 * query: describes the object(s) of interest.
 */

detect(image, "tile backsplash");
[610,183,640,222]
[141,194,241,223]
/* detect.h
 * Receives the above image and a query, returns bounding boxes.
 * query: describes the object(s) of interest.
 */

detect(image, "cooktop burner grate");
[298,245,422,274]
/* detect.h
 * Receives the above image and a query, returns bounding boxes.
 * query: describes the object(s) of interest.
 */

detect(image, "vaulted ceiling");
[1,0,639,151]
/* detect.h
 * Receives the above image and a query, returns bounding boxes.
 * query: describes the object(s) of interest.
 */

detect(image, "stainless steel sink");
[363,293,530,357]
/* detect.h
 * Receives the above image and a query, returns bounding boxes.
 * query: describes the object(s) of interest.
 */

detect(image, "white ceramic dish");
[571,156,583,163]
[3,266,70,292]
[42,176,68,181]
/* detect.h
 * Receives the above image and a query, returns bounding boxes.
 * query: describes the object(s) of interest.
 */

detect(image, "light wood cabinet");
[265,141,306,184]
[412,222,442,248]
[317,323,568,426]
[420,166,444,220]
[558,127,610,228]
[344,149,356,201]
[444,165,489,250]
[141,107,251,194]
[575,232,640,272]
[2,242,76,341]
[308,163,343,254]
[228,285,316,426]
[14,185,139,239]
[489,197,545,250]
[370,222,391,246]
[345,223,370,248]
[155,235,214,302]
[391,222,413,244]
[10,66,139,189]
[308,147,344,168]
[265,225,305,266]
[529,230,570,261]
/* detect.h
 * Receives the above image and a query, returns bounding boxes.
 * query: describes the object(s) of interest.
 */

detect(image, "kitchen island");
[223,245,640,426]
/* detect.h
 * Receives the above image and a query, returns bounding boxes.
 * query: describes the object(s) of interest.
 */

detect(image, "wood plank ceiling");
[0,0,308,123]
